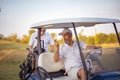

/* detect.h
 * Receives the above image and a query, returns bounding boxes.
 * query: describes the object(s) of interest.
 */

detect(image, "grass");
[0,40,28,62]
[101,43,120,48]
[0,39,120,80]
[0,40,28,80]
[0,62,20,80]
[101,48,120,71]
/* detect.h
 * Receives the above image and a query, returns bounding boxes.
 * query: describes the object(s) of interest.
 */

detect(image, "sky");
[0,0,120,38]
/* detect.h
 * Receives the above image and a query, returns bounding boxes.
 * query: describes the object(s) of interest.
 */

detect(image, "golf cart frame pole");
[72,23,88,80]
[113,23,120,45]
[37,28,42,54]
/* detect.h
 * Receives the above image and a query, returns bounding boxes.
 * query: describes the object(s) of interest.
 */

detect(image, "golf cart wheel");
[37,67,53,80]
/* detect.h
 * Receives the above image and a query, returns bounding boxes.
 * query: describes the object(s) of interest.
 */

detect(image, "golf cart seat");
[38,52,64,73]
[37,52,68,79]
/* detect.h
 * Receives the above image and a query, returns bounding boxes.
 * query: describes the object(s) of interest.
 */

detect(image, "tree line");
[0,30,120,46]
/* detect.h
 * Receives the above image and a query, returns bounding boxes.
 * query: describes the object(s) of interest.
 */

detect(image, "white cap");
[59,29,72,35]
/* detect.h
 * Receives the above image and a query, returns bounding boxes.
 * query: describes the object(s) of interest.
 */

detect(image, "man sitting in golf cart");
[53,29,102,80]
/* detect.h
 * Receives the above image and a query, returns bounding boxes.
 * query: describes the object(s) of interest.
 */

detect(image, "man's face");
[40,28,46,36]
[62,33,72,44]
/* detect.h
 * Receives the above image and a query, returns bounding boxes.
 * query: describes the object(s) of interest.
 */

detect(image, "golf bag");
[19,47,45,80]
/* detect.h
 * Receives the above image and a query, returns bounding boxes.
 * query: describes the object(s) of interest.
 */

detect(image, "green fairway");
[0,62,20,80]
[0,40,27,80]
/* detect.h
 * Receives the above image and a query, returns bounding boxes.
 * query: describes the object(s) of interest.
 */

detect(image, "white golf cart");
[20,17,120,80]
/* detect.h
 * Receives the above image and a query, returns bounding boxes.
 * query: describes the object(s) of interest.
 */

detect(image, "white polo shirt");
[28,31,54,51]
[59,41,87,72]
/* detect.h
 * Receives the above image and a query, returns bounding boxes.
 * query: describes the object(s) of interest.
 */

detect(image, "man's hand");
[30,48,34,53]
[53,39,60,62]
[54,39,59,48]
[28,46,34,53]
[85,45,102,50]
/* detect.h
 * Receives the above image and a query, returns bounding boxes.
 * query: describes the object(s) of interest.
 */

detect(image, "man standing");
[28,27,54,52]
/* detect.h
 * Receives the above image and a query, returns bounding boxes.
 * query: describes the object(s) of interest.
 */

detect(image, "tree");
[95,33,108,45]
[106,33,117,43]
[86,36,95,45]
[0,34,4,39]
[29,29,35,37]
[7,33,18,42]
[20,35,29,43]
[119,32,120,37]
[78,29,87,42]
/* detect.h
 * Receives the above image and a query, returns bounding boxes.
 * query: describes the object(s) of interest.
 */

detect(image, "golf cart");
[19,17,120,80]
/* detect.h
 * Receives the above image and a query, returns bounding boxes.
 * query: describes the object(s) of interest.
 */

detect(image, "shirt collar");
[64,41,76,47]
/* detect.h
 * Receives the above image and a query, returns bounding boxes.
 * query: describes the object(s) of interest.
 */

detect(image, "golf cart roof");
[31,17,120,29]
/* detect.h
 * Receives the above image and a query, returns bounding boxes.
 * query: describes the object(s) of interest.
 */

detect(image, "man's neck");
[67,40,74,46]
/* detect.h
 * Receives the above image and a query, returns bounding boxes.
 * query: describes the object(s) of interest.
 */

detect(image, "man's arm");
[48,33,54,52]
[28,33,35,53]
[53,40,60,62]
[28,45,34,53]
[85,45,102,50]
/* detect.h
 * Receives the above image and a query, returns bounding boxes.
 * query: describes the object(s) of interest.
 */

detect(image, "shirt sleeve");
[28,32,36,46]
[59,45,64,60]
[48,33,54,46]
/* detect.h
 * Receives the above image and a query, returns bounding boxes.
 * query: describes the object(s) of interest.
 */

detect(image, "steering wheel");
[86,48,102,61]
[85,48,105,70]
[37,67,53,80]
